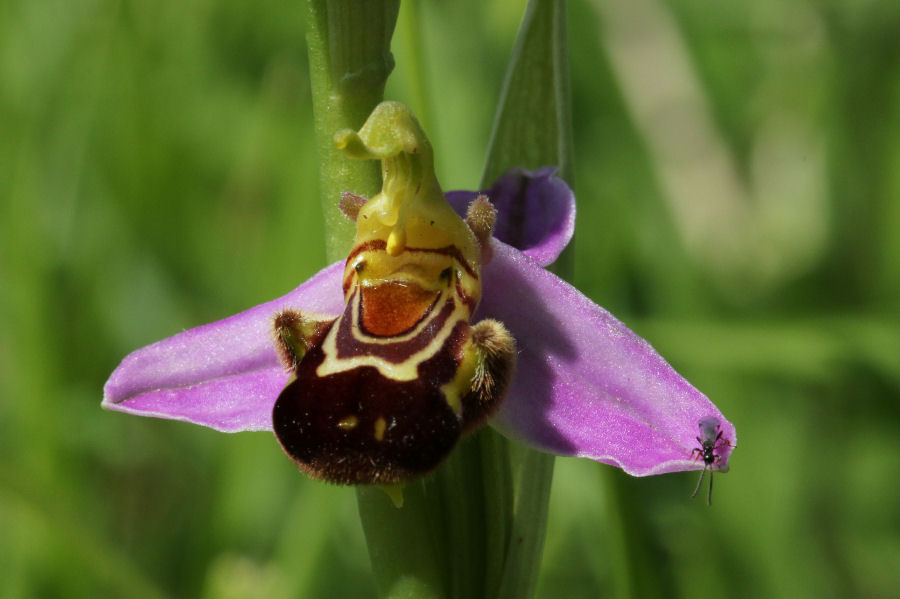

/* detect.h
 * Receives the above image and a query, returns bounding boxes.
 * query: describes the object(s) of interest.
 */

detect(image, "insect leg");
[691,466,708,501]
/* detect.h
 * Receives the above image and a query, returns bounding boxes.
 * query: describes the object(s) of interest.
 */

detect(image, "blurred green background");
[2,0,899,597]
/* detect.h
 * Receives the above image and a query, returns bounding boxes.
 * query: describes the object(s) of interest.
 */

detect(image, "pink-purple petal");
[446,166,575,267]
[478,240,736,476]
[106,367,287,432]
[102,261,345,432]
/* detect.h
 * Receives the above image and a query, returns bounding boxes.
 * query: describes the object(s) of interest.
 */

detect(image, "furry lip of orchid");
[103,102,735,485]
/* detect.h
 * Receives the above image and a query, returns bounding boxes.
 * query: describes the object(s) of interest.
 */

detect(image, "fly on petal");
[690,416,732,505]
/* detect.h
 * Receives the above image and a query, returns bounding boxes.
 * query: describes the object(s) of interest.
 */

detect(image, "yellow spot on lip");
[338,415,359,431]
[374,417,387,441]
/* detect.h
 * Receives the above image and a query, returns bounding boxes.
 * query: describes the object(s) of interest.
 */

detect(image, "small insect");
[690,416,731,506]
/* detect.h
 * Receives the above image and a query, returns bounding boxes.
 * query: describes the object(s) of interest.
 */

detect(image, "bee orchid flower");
[103,103,735,481]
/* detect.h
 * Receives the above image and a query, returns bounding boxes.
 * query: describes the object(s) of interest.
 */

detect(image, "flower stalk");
[480,2,572,598]
[306,0,400,261]
[356,483,446,599]
[306,0,574,594]
[306,3,450,598]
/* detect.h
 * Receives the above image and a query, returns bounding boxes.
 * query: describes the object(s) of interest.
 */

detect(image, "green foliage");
[2,0,899,598]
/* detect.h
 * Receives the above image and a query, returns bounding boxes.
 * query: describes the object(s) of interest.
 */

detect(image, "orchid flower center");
[270,102,516,488]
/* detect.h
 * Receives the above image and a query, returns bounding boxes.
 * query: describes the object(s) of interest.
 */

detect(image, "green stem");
[496,449,555,599]
[478,1,574,597]
[306,0,401,261]
[478,430,514,599]
[397,0,433,132]
[305,4,447,599]
[601,469,667,599]
[357,484,447,599]
[482,0,574,186]
[419,429,516,599]
[426,438,487,599]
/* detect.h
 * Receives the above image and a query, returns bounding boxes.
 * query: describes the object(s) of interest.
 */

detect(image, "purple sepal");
[102,262,345,432]
[446,166,574,267]
[479,240,736,476]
